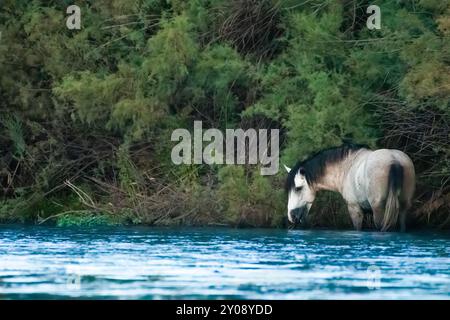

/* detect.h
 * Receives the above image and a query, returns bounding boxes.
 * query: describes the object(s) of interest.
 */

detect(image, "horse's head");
[284,164,316,224]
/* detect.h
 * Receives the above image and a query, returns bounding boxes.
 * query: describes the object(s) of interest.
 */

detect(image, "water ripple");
[0,225,449,299]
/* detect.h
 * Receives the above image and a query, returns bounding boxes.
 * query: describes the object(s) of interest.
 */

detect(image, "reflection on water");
[0,225,449,299]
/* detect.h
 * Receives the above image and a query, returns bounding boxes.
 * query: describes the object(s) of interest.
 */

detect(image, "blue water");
[0,225,449,299]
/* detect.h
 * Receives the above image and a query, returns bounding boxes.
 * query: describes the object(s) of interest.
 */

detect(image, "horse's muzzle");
[289,207,307,224]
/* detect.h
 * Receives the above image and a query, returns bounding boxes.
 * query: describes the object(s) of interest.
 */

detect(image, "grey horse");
[285,144,415,232]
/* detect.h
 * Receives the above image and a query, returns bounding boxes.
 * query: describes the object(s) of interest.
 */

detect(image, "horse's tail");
[382,162,403,231]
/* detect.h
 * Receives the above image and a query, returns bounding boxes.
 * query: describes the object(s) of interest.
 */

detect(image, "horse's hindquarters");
[365,149,416,230]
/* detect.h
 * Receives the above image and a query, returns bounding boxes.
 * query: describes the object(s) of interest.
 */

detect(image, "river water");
[0,225,449,299]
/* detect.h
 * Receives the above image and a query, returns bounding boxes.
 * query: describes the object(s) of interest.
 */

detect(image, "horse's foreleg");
[399,211,406,232]
[347,204,364,231]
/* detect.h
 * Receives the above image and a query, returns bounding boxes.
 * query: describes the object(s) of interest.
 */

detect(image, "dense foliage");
[1,0,449,228]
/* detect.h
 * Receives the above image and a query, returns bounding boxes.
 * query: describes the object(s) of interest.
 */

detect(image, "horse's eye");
[295,186,303,192]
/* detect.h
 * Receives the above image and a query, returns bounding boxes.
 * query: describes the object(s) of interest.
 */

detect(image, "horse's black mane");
[285,143,369,192]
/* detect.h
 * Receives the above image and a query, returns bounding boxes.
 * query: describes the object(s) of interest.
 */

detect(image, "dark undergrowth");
[0,0,449,230]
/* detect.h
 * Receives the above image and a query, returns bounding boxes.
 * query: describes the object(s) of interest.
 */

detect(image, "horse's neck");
[314,150,367,194]
[314,165,346,193]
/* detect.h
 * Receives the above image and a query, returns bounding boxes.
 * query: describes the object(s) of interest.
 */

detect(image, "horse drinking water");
[285,144,415,231]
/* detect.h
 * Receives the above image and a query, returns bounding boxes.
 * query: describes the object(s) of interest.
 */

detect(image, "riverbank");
[1,186,448,230]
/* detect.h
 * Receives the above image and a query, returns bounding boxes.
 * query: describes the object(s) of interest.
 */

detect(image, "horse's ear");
[283,164,291,173]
